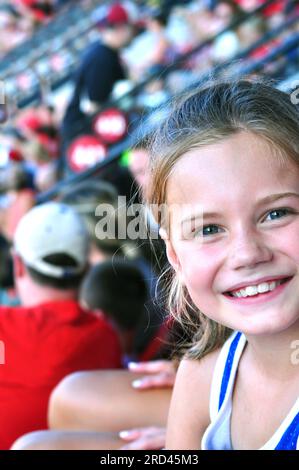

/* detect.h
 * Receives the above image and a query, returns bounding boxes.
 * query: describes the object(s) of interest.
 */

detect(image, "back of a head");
[59,179,127,256]
[0,163,34,193]
[60,179,118,230]
[60,178,143,260]
[81,259,148,330]
[14,201,89,289]
[60,179,118,208]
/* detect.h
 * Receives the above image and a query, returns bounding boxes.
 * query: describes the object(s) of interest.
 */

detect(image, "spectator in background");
[0,202,122,449]
[62,2,133,144]
[58,179,127,265]
[129,8,174,82]
[0,162,36,242]
[14,107,60,192]
[80,259,169,366]
[0,3,32,57]
[127,144,150,193]
[16,107,60,163]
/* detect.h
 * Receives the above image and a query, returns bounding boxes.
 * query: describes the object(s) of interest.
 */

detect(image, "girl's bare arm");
[166,349,220,450]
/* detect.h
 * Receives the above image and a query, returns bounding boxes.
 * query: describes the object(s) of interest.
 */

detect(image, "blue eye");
[264,208,291,221]
[198,225,221,237]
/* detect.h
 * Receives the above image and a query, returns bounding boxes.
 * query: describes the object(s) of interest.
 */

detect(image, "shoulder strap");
[275,409,299,450]
[209,331,245,421]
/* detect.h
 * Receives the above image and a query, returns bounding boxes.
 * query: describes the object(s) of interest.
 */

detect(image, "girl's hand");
[128,360,177,390]
[119,426,166,450]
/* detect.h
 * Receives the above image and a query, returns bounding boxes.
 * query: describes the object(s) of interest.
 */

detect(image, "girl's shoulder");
[178,348,222,405]
[175,331,243,407]
[179,348,221,379]
[166,348,221,449]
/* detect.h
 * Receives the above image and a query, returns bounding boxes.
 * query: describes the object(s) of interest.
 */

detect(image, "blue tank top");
[201,331,299,450]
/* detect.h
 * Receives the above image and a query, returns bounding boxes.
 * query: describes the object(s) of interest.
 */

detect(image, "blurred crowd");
[0,1,76,57]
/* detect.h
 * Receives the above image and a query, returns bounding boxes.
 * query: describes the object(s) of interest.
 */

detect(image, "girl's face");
[165,131,299,336]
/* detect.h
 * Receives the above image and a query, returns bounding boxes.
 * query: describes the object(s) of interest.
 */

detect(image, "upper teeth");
[231,280,283,298]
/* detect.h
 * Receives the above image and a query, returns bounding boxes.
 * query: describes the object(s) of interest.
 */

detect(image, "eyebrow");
[180,192,299,227]
[257,192,299,205]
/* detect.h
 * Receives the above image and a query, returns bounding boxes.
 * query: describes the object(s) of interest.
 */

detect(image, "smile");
[224,277,293,300]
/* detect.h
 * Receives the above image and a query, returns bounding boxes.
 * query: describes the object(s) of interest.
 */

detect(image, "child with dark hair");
[80,259,167,365]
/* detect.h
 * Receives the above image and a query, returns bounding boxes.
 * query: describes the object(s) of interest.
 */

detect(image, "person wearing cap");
[0,202,122,450]
[62,2,133,146]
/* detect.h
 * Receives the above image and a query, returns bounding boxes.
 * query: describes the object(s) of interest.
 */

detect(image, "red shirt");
[0,300,122,449]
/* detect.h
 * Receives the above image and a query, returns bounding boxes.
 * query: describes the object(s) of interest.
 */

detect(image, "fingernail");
[119,430,130,438]
[128,362,138,369]
[132,379,143,388]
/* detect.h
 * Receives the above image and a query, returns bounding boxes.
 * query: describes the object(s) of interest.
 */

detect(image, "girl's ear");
[159,227,182,274]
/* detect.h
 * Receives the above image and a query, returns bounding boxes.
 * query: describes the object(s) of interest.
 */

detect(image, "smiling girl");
[145,79,299,449]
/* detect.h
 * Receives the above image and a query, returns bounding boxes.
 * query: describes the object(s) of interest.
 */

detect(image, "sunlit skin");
[164,131,299,344]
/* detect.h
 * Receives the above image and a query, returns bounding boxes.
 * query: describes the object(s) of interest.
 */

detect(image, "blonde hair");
[144,77,299,360]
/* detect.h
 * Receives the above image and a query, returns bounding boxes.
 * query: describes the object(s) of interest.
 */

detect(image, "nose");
[227,229,273,271]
